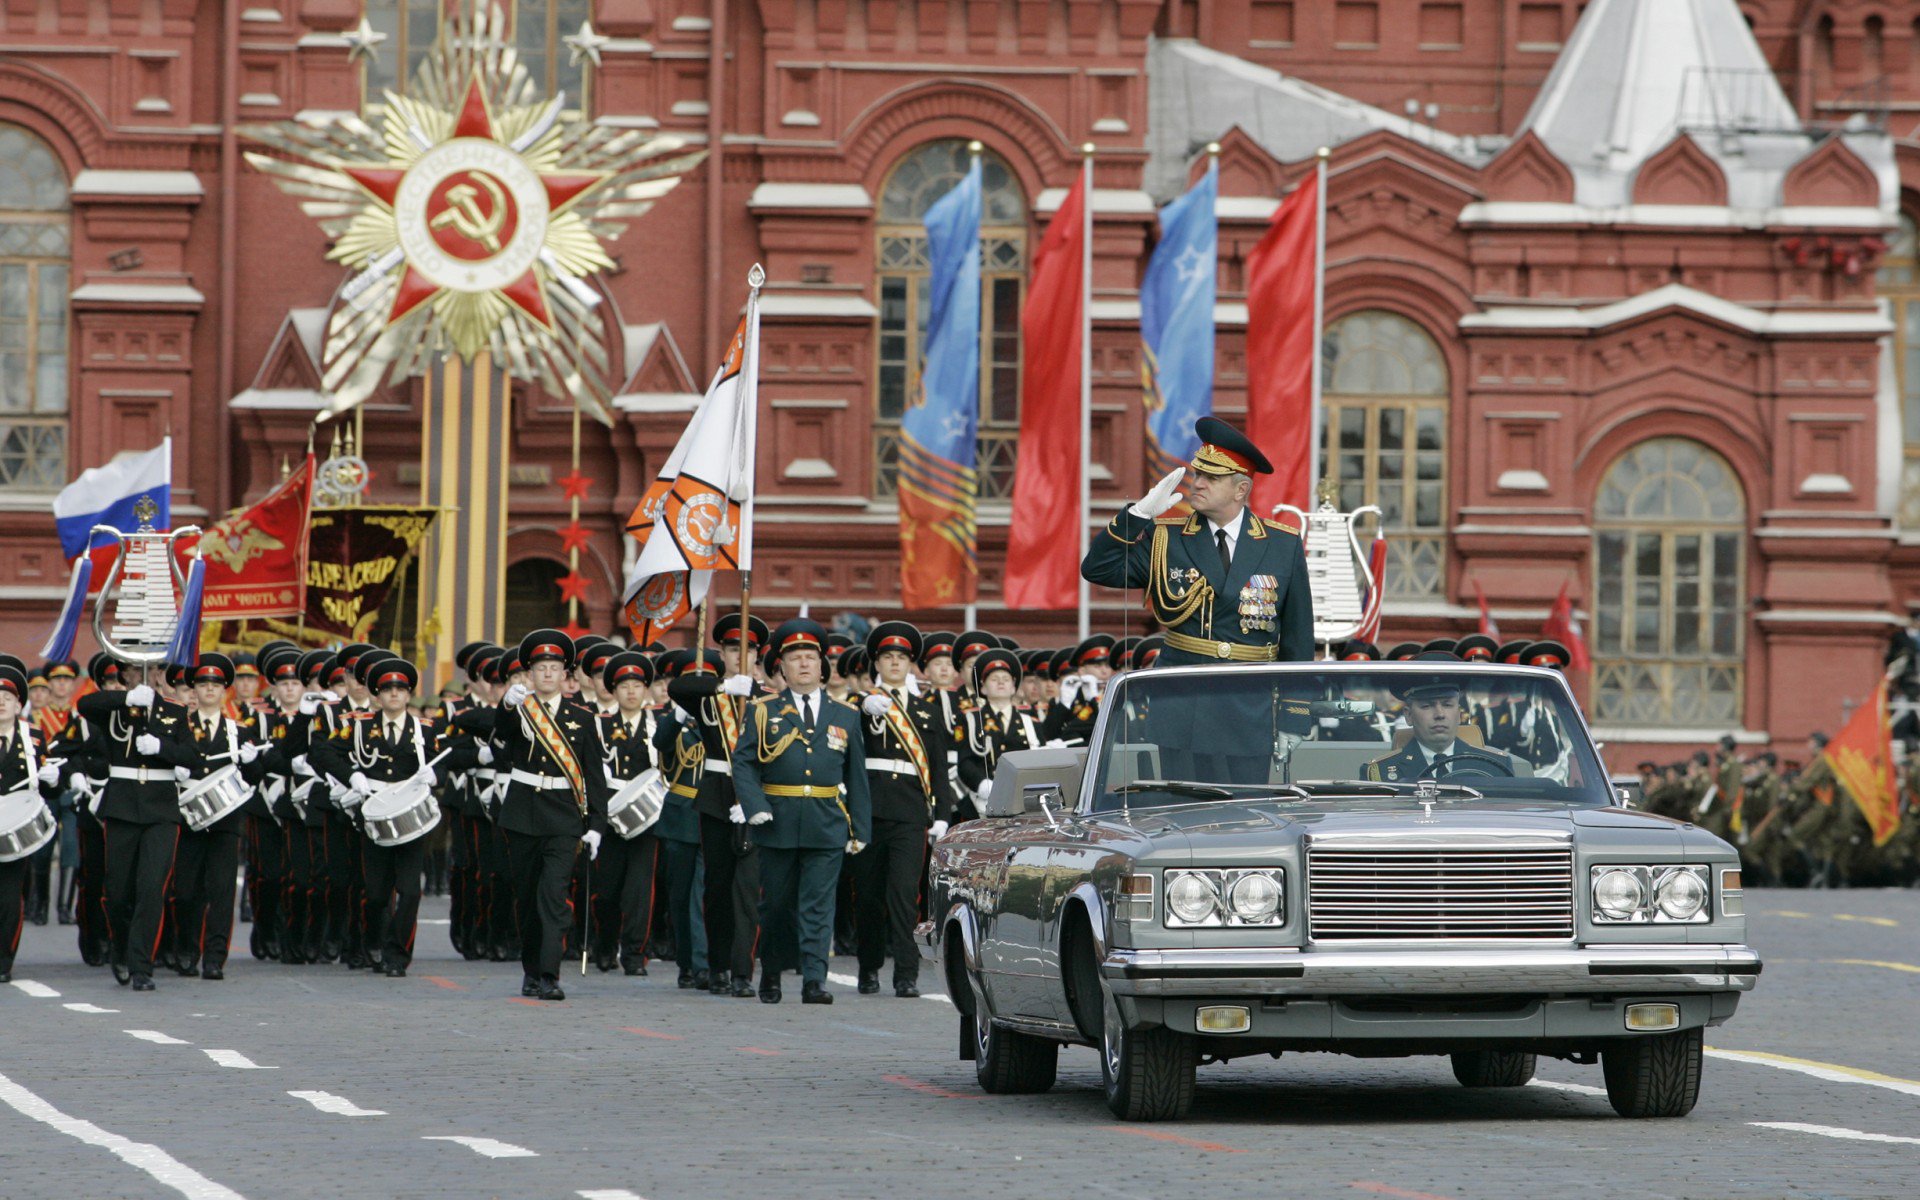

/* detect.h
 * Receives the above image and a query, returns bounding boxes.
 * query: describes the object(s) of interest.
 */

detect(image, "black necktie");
[1216,528,1232,575]
[801,696,814,728]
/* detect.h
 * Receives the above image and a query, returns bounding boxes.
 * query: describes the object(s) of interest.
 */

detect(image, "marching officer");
[492,630,610,1002]
[733,618,871,1005]
[1081,415,1313,665]
[852,621,955,997]
[171,653,272,979]
[956,648,1044,816]
[591,651,661,975]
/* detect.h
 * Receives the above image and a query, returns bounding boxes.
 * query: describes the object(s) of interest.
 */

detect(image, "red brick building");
[4,0,1920,764]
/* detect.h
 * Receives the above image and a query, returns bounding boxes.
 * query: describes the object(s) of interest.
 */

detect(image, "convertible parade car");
[918,661,1761,1121]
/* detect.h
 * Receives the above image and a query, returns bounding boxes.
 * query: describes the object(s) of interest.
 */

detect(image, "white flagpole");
[1307,146,1329,498]
[1077,143,1093,640]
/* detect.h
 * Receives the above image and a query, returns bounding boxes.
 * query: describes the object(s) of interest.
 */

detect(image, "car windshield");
[1088,665,1611,813]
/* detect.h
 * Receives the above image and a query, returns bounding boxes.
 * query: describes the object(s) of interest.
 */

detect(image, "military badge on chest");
[827,725,848,752]
[1238,574,1279,634]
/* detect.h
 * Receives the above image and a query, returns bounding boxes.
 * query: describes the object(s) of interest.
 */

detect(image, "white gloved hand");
[502,683,530,708]
[321,689,340,703]
[1128,466,1187,520]
[1082,675,1105,700]
[722,674,754,698]
[1273,731,1304,760]
[582,830,601,861]
[292,754,312,776]
[862,692,892,717]
[135,733,162,756]
[415,765,437,787]
[173,766,192,783]
[748,810,772,826]
[238,741,263,764]
[975,778,993,803]
[670,703,693,726]
[904,675,923,698]
[37,762,60,786]
[928,819,949,842]
[476,743,493,766]
[299,693,322,716]
[728,803,747,825]
[350,772,373,795]
[126,684,155,708]
[846,838,867,855]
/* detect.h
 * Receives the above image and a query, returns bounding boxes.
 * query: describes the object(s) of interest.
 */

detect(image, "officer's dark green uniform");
[733,619,871,1005]
[1364,671,1513,782]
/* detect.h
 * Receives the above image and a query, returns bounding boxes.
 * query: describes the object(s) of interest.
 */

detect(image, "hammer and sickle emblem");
[430,173,509,254]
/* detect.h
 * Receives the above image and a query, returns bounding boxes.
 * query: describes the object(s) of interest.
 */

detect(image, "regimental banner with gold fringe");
[196,456,315,621]
[303,506,437,642]
[1823,682,1902,847]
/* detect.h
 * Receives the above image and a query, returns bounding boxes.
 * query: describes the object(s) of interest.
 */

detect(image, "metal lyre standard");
[1273,481,1382,657]
[91,496,203,668]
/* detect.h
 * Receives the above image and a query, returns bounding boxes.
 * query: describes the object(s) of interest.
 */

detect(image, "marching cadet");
[956,648,1044,818]
[443,644,502,960]
[34,659,80,926]
[668,620,764,999]
[918,632,965,803]
[477,648,524,962]
[1081,415,1313,665]
[852,622,955,998]
[169,654,271,980]
[652,649,712,989]
[0,665,69,984]
[1042,635,1114,748]
[492,630,611,1002]
[250,646,309,961]
[591,651,661,975]
[61,655,117,967]
[1363,670,1513,782]
[952,631,998,712]
[77,666,199,991]
[281,650,336,963]
[312,656,437,977]
[734,618,871,1005]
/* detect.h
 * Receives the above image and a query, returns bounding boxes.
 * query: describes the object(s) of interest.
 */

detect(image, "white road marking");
[1753,1121,1920,1147]
[203,1050,275,1070]
[1529,1079,1609,1097]
[9,979,59,998]
[0,1069,247,1200]
[423,1135,538,1158]
[126,1030,191,1046]
[64,1003,119,1014]
[579,1190,647,1200]
[826,972,954,1005]
[1707,1048,1920,1100]
[287,1091,386,1117]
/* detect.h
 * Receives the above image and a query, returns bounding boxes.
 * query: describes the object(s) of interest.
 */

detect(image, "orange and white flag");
[622,286,760,643]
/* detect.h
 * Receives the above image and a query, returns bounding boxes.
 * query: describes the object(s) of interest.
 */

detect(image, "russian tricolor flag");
[53,439,171,562]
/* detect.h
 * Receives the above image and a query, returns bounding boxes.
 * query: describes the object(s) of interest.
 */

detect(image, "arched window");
[504,557,568,635]
[0,124,69,492]
[364,1,590,106]
[1319,310,1449,599]
[1592,438,1746,726]
[873,140,1027,499]
[1881,210,1920,526]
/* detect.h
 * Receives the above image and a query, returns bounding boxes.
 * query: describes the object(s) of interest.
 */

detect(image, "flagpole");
[1308,146,1329,498]
[737,264,764,674]
[1077,142,1093,641]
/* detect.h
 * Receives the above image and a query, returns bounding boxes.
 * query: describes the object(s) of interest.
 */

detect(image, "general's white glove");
[415,765,437,787]
[291,754,312,776]
[238,741,262,764]
[1128,466,1187,520]
[135,733,161,756]
[299,693,322,716]
[928,820,949,842]
[350,772,373,795]
[37,762,60,786]
[581,830,601,861]
[728,803,747,825]
[862,692,892,717]
[723,674,754,698]
[846,838,867,855]
[502,683,530,708]
[748,810,772,826]
[476,743,493,766]
[126,684,155,708]
[173,766,192,783]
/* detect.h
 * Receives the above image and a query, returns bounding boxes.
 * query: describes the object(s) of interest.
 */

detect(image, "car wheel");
[1451,1050,1537,1087]
[1098,975,1195,1120]
[969,975,1058,1094]
[1601,1026,1703,1118]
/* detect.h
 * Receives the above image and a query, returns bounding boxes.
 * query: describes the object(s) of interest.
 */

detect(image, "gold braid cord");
[753,701,805,765]
[1148,525,1214,637]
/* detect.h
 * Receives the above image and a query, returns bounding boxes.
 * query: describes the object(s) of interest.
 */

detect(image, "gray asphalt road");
[2,887,1916,1200]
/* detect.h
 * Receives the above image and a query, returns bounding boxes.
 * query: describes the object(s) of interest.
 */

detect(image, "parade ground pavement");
[2,887,1917,1199]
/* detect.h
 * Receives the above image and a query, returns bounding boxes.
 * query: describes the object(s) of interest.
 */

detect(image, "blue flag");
[898,156,982,608]
[1140,160,1217,474]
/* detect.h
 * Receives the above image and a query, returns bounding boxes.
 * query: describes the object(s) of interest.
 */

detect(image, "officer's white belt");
[703,758,733,776]
[509,769,573,791]
[866,758,920,777]
[108,765,173,784]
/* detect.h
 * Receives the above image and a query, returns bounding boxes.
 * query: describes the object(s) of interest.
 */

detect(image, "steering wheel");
[1416,752,1515,780]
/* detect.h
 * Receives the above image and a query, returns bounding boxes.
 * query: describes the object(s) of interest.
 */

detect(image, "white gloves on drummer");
[1129,466,1187,520]
[581,830,601,861]
[172,766,192,783]
[126,684,155,708]
[722,674,754,698]
[291,754,312,777]
[37,762,60,786]
[415,765,437,787]
[350,772,373,795]
[238,741,263,764]
[861,692,892,717]
[134,733,161,756]
[502,683,531,708]
[928,820,949,842]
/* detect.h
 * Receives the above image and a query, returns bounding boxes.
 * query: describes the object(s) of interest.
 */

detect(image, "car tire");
[1601,1026,1703,1118]
[1451,1050,1537,1088]
[970,978,1058,1094]
[1099,979,1195,1120]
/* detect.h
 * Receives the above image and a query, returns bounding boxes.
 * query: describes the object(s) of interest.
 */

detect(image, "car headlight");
[1164,869,1285,927]
[1226,871,1283,924]
[1589,864,1714,924]
[1165,871,1219,926]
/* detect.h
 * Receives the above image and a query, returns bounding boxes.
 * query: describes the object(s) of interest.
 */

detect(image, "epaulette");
[351,712,377,720]
[828,696,859,714]
[1153,515,1186,525]
[1263,515,1302,536]
[749,694,779,707]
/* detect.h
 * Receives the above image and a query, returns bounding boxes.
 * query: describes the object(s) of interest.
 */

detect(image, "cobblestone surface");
[1,887,1916,1199]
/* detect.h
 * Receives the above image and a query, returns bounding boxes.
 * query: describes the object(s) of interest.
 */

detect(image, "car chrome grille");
[1307,846,1575,941]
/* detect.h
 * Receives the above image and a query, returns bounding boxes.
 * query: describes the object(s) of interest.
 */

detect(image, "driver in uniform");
[1363,669,1512,782]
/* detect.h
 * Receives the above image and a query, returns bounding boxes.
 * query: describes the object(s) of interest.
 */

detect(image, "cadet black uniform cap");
[1073,633,1117,668]
[1493,640,1532,665]
[953,630,997,662]
[1136,635,1166,669]
[454,641,491,673]
[190,653,235,688]
[1454,634,1499,663]
[1338,640,1381,662]
[713,614,771,649]
[866,620,923,664]
[0,665,25,701]
[519,629,575,669]
[972,648,1023,691]
[603,651,654,690]
[1521,640,1572,671]
[371,659,419,693]
[1384,642,1425,661]
[919,631,957,670]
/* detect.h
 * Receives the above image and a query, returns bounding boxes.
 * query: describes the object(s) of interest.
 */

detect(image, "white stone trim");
[612,392,702,414]
[1217,196,1280,221]
[71,282,205,305]
[230,388,325,410]
[1460,283,1892,337]
[1034,187,1155,216]
[1495,469,1551,491]
[1459,201,1892,231]
[757,293,878,319]
[1754,608,1904,626]
[71,170,203,199]
[748,182,873,211]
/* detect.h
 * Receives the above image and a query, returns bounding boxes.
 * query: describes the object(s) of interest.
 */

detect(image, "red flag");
[1004,170,1086,610]
[1541,580,1591,671]
[1823,683,1902,847]
[1245,169,1320,517]
[194,456,315,621]
[1475,580,1501,639]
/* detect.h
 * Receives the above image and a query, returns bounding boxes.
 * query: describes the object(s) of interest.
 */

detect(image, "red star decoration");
[556,571,592,604]
[557,520,593,554]
[559,620,593,642]
[557,470,594,502]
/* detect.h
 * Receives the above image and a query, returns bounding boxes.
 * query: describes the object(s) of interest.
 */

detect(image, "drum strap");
[18,722,38,799]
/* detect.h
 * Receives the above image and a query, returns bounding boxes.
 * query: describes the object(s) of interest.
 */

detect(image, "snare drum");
[361,777,441,847]
[0,787,56,862]
[606,769,666,839]
[179,766,251,832]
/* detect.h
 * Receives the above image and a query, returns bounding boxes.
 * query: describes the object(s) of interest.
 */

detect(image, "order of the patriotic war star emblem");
[243,2,704,424]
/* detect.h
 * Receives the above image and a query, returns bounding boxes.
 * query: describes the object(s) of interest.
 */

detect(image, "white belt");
[509,769,573,792]
[866,758,920,777]
[703,759,733,776]
[109,766,169,784]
